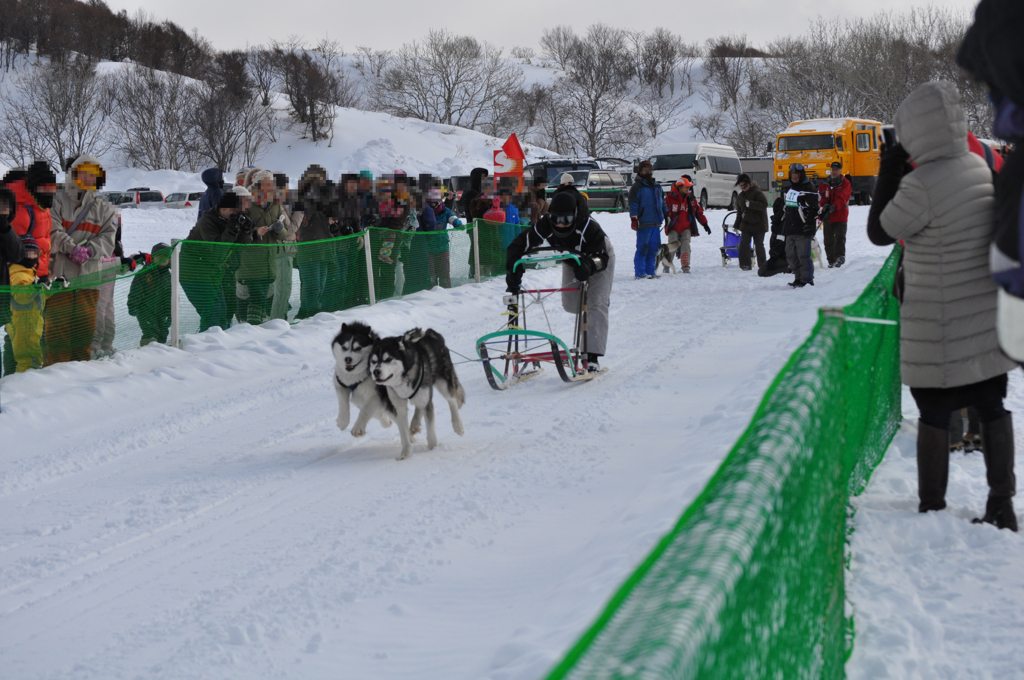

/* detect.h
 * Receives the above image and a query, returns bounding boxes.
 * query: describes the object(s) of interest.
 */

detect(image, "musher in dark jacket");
[781,163,819,287]
[505,192,616,373]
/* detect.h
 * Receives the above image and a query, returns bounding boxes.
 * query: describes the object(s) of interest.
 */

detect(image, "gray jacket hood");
[894,81,968,165]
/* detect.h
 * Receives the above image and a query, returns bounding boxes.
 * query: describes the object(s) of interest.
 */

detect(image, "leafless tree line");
[0,8,987,172]
[694,7,988,157]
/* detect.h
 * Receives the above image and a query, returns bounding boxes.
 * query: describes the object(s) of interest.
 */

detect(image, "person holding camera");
[818,161,852,268]
[734,173,768,271]
[867,80,1017,531]
[782,163,819,288]
[181,191,255,332]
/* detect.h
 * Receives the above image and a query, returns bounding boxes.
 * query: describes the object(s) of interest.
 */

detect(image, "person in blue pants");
[628,160,666,279]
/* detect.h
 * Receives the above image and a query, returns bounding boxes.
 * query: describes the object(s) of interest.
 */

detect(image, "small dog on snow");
[332,322,394,436]
[369,327,466,460]
[655,243,678,274]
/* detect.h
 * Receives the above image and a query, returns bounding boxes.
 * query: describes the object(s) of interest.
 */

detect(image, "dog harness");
[401,362,425,398]
[335,374,359,393]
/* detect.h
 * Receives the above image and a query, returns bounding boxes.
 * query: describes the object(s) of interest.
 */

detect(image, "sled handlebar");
[513,253,581,272]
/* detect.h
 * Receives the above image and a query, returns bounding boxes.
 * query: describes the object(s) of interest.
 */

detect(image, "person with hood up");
[47,154,119,364]
[781,163,819,288]
[505,191,616,373]
[734,173,769,271]
[198,167,224,220]
[817,161,852,268]
[3,162,55,372]
[867,80,1018,531]
[0,186,26,376]
[628,160,666,279]
[663,177,710,274]
[127,243,172,346]
[459,167,489,218]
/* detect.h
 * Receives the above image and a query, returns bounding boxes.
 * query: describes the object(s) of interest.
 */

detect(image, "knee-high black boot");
[973,413,1018,531]
[917,420,950,512]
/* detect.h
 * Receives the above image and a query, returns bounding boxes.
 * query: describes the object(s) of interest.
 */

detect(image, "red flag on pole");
[502,133,525,161]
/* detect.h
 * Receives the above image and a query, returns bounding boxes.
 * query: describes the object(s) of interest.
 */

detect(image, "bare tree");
[558,24,645,157]
[106,65,199,170]
[248,46,277,107]
[354,45,392,79]
[539,26,575,70]
[509,46,535,62]
[0,57,111,170]
[370,29,523,132]
[273,38,358,144]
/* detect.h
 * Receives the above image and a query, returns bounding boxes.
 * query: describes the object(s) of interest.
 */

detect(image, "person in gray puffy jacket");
[867,80,1018,530]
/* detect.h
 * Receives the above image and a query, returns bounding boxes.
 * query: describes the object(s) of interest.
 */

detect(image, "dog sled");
[719,211,748,266]
[476,251,605,391]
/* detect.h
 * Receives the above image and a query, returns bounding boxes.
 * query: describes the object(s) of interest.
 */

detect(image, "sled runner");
[476,252,605,391]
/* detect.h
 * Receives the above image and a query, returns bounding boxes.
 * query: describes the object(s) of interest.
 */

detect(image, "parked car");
[524,158,600,187]
[95,191,125,205]
[545,169,628,212]
[116,187,165,209]
[638,142,743,209]
[164,191,205,209]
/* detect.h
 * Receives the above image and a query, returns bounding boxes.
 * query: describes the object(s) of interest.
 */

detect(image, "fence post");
[472,219,481,284]
[170,240,180,348]
[364,230,376,305]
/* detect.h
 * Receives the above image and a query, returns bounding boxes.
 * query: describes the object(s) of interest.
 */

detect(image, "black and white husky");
[369,328,466,460]
[332,322,393,436]
[655,243,678,274]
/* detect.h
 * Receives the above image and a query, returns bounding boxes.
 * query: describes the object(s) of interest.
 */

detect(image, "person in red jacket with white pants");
[664,177,709,273]
[817,161,852,268]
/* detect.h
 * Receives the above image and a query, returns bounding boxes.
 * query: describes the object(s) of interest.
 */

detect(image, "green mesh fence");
[0,221,522,377]
[0,248,174,374]
[542,245,903,680]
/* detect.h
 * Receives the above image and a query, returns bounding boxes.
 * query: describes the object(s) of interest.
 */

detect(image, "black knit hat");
[25,160,56,192]
[549,192,576,215]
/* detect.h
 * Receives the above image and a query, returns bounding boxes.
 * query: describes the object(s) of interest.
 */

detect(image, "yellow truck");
[772,118,883,204]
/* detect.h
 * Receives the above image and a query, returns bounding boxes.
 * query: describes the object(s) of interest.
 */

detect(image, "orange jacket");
[7,179,51,276]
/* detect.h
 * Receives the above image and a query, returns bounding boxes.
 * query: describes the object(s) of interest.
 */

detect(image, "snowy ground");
[846,381,1024,680]
[1,205,997,680]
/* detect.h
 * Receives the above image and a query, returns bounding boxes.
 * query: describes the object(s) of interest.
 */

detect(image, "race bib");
[785,189,800,207]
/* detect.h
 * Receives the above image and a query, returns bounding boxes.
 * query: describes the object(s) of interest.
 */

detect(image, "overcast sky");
[107,0,980,53]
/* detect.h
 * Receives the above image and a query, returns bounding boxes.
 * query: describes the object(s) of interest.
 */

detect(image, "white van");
[640,142,743,209]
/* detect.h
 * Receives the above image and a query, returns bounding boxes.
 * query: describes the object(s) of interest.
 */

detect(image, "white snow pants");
[561,238,615,356]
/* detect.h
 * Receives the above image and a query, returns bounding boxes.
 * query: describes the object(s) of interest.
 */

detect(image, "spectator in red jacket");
[817,161,853,267]
[664,178,709,274]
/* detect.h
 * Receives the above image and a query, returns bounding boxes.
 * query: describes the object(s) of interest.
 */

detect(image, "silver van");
[639,142,743,209]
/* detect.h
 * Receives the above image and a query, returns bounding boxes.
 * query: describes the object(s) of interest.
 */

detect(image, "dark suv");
[545,170,627,212]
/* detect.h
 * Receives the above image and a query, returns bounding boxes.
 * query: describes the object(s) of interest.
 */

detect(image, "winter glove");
[70,245,92,265]
[35,275,50,289]
[447,216,464,227]
[269,217,287,237]
[703,223,711,235]
[820,204,833,219]
[572,256,601,282]
[630,216,638,231]
[19,233,39,256]
[54,275,69,288]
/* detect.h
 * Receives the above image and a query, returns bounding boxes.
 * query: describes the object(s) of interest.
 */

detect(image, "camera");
[881,125,899,152]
